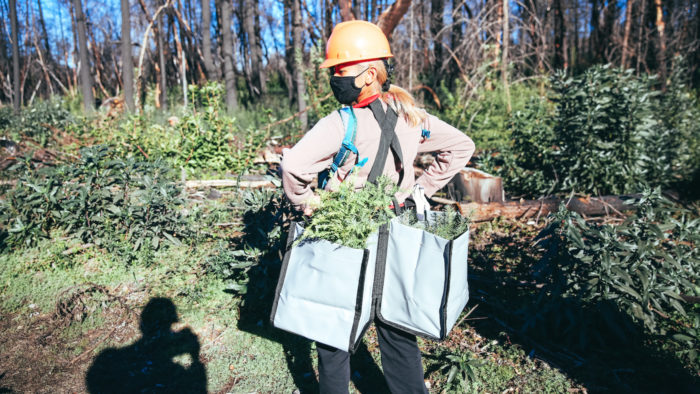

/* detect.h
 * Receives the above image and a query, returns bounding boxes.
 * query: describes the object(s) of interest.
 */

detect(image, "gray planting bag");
[270,222,379,352]
[375,215,470,339]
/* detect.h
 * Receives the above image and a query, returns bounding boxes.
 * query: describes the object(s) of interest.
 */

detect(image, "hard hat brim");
[319,54,393,70]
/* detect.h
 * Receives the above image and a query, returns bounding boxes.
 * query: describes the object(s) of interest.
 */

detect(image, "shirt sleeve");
[280,112,344,211]
[415,114,476,197]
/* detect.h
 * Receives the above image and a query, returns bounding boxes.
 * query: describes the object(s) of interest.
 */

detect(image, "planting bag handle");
[366,100,403,185]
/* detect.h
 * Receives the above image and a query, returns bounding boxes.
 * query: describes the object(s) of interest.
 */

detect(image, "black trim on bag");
[348,249,370,353]
[375,223,462,341]
[439,240,454,340]
[270,222,300,326]
[371,224,390,322]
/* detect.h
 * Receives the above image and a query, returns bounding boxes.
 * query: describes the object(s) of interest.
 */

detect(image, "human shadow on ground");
[85,297,206,393]
[466,226,699,393]
[231,192,389,393]
[0,372,12,393]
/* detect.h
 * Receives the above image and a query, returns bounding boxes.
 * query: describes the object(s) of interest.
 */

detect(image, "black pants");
[316,321,428,394]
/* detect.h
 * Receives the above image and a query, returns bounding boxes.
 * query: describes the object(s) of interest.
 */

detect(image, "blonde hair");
[368,60,427,127]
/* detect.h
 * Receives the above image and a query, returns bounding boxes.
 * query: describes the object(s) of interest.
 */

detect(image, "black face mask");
[329,68,369,105]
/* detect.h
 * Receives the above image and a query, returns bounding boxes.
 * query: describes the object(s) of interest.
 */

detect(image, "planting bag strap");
[367,100,403,184]
[318,107,365,189]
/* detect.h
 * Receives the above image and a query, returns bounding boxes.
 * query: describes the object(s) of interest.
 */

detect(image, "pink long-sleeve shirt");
[281,100,475,211]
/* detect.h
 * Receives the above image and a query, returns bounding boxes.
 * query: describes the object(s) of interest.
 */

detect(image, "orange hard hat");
[319,20,393,69]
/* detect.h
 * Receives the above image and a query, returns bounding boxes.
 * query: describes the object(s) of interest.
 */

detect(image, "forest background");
[0,0,699,393]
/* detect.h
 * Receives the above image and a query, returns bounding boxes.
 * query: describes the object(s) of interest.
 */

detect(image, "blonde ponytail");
[369,60,427,127]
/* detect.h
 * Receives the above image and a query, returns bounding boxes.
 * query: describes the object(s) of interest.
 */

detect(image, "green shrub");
[530,188,699,365]
[205,187,293,296]
[487,65,699,197]
[101,82,268,177]
[0,99,74,146]
[1,145,192,253]
[434,79,544,151]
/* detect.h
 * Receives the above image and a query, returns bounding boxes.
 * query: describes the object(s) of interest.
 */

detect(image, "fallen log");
[184,175,277,189]
[458,194,639,222]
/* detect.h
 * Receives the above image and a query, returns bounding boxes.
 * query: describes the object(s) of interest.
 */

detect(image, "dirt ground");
[0,294,139,393]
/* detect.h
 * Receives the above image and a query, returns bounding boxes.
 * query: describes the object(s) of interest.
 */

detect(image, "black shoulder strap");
[367,100,404,184]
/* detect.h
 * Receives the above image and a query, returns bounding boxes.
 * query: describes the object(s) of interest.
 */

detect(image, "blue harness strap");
[318,107,367,189]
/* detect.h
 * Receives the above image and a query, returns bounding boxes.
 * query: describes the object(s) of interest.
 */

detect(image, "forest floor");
[0,214,592,393]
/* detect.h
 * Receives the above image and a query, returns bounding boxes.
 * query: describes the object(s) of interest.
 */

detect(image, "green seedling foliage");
[484,63,700,197]
[531,187,699,366]
[298,176,399,249]
[1,145,192,254]
[398,205,471,240]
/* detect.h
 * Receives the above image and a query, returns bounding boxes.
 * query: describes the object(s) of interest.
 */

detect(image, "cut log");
[457,168,504,203]
[459,195,639,222]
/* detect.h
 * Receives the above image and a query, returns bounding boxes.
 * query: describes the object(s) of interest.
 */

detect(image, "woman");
[281,20,475,394]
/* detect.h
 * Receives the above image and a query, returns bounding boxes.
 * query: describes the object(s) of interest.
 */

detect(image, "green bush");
[102,83,268,177]
[487,65,700,197]
[1,145,192,253]
[434,79,544,151]
[0,99,74,146]
[530,188,699,366]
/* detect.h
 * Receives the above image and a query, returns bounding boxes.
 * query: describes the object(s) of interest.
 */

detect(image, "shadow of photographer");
[86,297,206,393]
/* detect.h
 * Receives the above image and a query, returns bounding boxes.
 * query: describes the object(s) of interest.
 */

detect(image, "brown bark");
[219,0,239,111]
[292,0,307,129]
[460,195,638,223]
[170,13,187,107]
[553,0,566,69]
[73,0,94,112]
[36,0,51,61]
[502,0,511,112]
[9,0,21,112]
[430,0,444,68]
[157,9,168,110]
[621,0,634,69]
[377,0,411,38]
[201,0,217,79]
[339,0,355,21]
[121,0,135,111]
[654,0,667,89]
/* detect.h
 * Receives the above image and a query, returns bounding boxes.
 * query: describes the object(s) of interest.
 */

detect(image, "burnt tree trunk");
[121,0,134,111]
[553,0,567,69]
[157,8,168,110]
[37,0,51,62]
[292,0,307,129]
[219,0,239,111]
[73,0,94,112]
[9,0,20,112]
[621,0,634,69]
[201,0,217,79]
[654,0,667,89]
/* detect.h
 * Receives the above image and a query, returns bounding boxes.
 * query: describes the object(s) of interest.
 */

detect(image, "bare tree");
[219,0,238,111]
[654,0,667,88]
[73,0,94,112]
[157,6,168,110]
[122,0,135,111]
[201,0,217,79]
[621,0,634,69]
[9,0,20,112]
[292,0,307,128]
